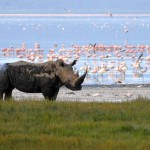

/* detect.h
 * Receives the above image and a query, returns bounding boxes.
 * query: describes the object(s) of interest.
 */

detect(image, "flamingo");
[114,61,127,83]
[140,67,147,82]
[131,53,143,72]
[119,62,128,82]
[98,64,109,81]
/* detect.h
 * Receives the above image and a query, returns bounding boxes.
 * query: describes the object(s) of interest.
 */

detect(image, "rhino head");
[55,59,87,90]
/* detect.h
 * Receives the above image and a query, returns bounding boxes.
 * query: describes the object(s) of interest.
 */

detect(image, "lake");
[0,14,150,85]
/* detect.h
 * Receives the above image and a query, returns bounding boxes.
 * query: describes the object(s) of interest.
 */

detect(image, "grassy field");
[0,97,150,150]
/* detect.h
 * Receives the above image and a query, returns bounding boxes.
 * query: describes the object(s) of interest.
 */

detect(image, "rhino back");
[7,61,57,93]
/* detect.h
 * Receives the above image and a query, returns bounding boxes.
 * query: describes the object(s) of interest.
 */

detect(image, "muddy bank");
[12,84,150,102]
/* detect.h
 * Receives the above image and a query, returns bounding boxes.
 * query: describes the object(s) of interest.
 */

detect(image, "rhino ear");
[71,60,77,66]
[57,59,64,67]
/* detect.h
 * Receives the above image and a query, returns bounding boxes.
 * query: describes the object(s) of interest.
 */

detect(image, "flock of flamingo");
[1,42,150,84]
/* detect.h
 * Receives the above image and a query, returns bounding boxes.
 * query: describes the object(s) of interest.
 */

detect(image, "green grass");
[0,97,150,150]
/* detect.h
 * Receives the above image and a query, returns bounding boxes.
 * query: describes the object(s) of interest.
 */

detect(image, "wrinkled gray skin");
[0,59,87,101]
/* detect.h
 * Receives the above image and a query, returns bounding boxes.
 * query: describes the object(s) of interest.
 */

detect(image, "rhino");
[0,59,87,101]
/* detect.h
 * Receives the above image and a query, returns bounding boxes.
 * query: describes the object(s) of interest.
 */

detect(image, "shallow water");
[0,15,150,47]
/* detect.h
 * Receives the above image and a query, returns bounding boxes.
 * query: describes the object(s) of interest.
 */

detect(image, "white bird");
[131,54,143,71]
[98,65,109,80]
[106,12,113,17]
[140,67,147,82]
[145,55,150,61]
[140,67,147,74]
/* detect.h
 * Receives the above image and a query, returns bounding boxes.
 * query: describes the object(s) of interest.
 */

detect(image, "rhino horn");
[75,66,88,86]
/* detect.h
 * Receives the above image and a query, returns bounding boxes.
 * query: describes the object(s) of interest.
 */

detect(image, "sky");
[0,0,150,14]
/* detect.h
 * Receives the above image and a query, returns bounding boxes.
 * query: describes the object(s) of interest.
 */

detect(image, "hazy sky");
[0,0,149,14]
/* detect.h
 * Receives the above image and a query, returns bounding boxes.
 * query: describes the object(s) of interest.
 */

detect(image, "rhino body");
[0,59,87,100]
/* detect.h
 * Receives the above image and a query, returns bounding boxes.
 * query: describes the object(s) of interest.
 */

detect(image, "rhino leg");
[42,88,59,101]
[51,88,59,101]
[0,91,4,100]
[4,86,14,100]
[0,67,9,100]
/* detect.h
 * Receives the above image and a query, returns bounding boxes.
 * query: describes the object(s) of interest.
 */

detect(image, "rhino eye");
[67,78,70,82]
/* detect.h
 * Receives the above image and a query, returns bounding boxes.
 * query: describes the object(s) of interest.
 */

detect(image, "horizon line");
[0,13,150,17]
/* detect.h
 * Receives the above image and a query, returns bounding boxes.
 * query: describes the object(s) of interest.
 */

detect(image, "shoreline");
[0,13,150,17]
[12,83,150,102]
[83,83,150,87]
